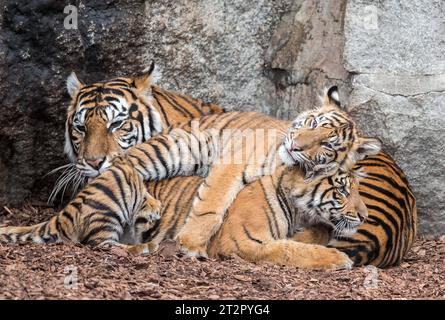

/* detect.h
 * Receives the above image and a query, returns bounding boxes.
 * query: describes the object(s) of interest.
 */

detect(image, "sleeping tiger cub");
[143,164,367,269]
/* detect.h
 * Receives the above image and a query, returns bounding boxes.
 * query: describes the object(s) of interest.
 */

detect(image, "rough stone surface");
[0,0,443,234]
[343,0,445,235]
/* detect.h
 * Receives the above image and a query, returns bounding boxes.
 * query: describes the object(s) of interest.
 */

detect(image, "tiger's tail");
[0,214,73,244]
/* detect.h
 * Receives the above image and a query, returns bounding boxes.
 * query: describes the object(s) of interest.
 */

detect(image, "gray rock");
[344,0,445,235]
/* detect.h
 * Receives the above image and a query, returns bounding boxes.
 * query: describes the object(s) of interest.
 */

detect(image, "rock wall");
[0,0,443,234]
[344,0,445,235]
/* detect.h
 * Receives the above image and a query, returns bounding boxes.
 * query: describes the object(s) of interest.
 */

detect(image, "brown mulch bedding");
[0,205,444,300]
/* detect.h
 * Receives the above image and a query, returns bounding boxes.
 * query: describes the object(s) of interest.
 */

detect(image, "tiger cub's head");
[64,62,162,178]
[279,86,381,177]
[288,163,367,238]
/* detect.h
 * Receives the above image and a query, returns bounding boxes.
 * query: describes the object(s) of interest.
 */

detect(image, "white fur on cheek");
[64,126,77,163]
[278,145,295,166]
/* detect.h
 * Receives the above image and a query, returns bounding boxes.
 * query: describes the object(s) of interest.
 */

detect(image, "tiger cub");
[139,163,366,269]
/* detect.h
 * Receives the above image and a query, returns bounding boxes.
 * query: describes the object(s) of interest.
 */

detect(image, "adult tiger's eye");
[75,124,86,133]
[109,120,124,131]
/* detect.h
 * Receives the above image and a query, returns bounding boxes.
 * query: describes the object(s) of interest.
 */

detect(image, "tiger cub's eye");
[338,187,349,197]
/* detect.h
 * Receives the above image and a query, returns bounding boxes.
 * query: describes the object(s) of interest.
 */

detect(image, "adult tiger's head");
[64,62,162,177]
[279,86,381,175]
[50,63,163,202]
[290,163,367,238]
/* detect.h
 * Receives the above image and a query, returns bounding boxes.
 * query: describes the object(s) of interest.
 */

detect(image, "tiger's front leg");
[291,225,332,245]
[95,190,162,255]
[125,192,163,255]
[176,164,246,257]
[133,193,162,241]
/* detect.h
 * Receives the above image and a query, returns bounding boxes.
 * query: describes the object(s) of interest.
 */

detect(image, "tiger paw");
[126,242,159,255]
[142,196,162,221]
[135,196,162,232]
[176,232,208,258]
[322,249,353,270]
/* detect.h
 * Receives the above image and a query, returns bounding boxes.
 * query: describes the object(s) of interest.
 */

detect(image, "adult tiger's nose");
[86,158,105,170]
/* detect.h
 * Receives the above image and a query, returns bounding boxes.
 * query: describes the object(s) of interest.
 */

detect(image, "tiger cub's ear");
[134,61,156,96]
[321,85,341,108]
[355,137,382,160]
[67,72,83,98]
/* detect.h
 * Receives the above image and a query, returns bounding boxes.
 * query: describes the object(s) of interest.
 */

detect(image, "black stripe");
[150,143,170,178]
[161,90,195,118]
[258,180,281,238]
[81,225,118,245]
[360,182,406,228]
[90,182,125,215]
[151,94,171,126]
[243,225,263,244]
[109,168,131,217]
[177,92,206,116]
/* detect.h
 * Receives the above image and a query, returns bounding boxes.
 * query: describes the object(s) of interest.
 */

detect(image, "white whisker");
[44,163,75,177]
[47,165,81,204]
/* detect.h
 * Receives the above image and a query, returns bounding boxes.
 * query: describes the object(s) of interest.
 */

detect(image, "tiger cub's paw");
[176,232,209,259]
[141,195,162,223]
[322,249,353,270]
[126,242,159,255]
[134,195,162,232]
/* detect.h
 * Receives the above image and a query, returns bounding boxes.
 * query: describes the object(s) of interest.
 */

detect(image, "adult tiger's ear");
[304,162,339,182]
[67,72,83,98]
[355,137,382,160]
[322,85,341,109]
[134,60,156,96]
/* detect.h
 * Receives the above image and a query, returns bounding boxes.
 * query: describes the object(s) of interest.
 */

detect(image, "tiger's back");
[329,152,417,267]
[150,85,224,127]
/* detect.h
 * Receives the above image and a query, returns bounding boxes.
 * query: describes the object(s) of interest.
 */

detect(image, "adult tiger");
[0,157,365,270]
[50,61,224,202]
